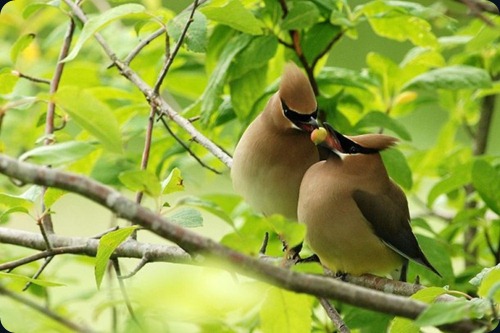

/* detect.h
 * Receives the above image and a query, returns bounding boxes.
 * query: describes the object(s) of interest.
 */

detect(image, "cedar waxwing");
[231,63,320,221]
[298,124,440,279]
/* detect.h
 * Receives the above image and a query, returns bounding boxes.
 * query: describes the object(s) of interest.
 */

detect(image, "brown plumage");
[299,125,440,278]
[231,63,319,220]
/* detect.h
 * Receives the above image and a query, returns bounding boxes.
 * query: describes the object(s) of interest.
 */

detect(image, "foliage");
[0,0,499,332]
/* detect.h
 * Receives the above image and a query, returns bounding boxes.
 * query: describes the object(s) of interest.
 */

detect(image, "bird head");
[277,63,319,132]
[311,123,384,155]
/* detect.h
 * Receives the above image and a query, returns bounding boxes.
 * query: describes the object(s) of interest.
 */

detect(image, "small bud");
[311,127,327,145]
[393,91,417,106]
[11,70,20,77]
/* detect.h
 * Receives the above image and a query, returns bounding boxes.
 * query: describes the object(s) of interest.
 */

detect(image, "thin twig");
[119,256,149,279]
[134,105,157,205]
[22,256,54,291]
[311,30,345,69]
[123,27,166,66]
[112,259,140,325]
[0,284,96,333]
[24,214,56,291]
[318,297,350,333]
[46,17,75,145]
[153,0,199,94]
[91,226,120,239]
[11,70,51,85]
[39,16,76,240]
[159,116,222,174]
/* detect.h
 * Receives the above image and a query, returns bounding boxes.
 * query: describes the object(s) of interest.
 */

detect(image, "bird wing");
[352,189,441,276]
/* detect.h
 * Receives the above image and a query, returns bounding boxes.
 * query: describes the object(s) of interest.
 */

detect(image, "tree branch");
[319,297,350,333]
[453,0,498,25]
[62,0,233,169]
[153,0,199,94]
[0,227,192,270]
[0,155,483,332]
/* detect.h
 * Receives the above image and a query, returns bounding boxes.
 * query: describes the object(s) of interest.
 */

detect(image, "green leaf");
[361,1,437,47]
[161,168,184,194]
[0,68,19,95]
[389,317,419,333]
[200,34,252,121]
[22,0,61,19]
[401,47,446,69]
[229,35,278,80]
[0,271,64,288]
[177,196,235,229]
[230,66,267,120]
[95,226,138,289]
[10,33,36,64]
[411,287,447,303]
[354,112,411,141]
[260,287,314,333]
[415,300,471,327]
[19,141,96,166]
[343,306,392,331]
[281,2,320,30]
[381,148,413,190]
[19,185,43,203]
[470,265,496,287]
[167,208,203,228]
[0,207,30,224]
[317,67,376,90]
[0,193,34,209]
[55,87,123,153]
[44,188,67,208]
[221,214,275,254]
[366,52,400,87]
[119,170,162,198]
[427,165,471,207]
[472,159,500,215]
[63,4,146,62]
[477,265,500,302]
[330,10,355,28]
[403,66,492,91]
[167,11,207,53]
[302,22,341,64]
[411,235,453,281]
[201,0,263,35]
[266,215,306,248]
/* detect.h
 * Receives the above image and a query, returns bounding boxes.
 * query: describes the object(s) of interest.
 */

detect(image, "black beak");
[322,123,379,155]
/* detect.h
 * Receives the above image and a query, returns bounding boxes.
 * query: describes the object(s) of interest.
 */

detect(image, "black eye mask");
[323,123,380,155]
[281,99,318,124]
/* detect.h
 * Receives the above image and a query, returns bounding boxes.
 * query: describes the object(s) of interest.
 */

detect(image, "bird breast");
[231,116,319,220]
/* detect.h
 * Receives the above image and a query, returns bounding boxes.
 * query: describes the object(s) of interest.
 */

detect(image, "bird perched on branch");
[298,124,441,280]
[231,63,320,222]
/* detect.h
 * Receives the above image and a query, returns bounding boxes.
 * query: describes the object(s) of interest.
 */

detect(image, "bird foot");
[296,254,320,264]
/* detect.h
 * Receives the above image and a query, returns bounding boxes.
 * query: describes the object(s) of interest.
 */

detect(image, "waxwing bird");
[231,63,320,221]
[298,124,441,279]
